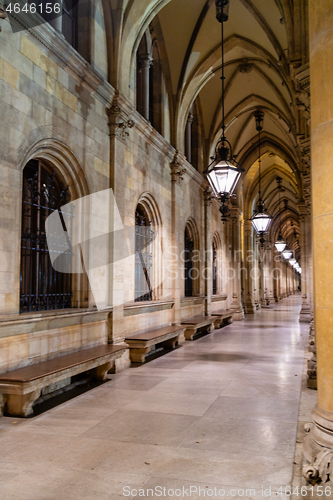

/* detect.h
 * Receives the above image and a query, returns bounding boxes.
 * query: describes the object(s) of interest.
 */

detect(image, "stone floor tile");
[83,409,199,445]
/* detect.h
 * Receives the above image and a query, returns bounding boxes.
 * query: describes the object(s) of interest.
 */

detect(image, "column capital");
[187,113,194,124]
[297,201,310,220]
[230,206,242,223]
[170,151,186,184]
[139,54,153,68]
[203,187,213,206]
[108,95,134,143]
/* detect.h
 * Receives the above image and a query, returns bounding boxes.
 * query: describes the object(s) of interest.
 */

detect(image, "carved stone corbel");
[108,99,134,143]
[170,151,186,184]
[204,187,213,207]
[303,448,333,485]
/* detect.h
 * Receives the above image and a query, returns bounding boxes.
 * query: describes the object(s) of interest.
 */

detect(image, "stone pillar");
[204,189,212,315]
[303,0,333,483]
[170,153,186,325]
[107,97,134,350]
[243,220,256,313]
[265,243,275,304]
[185,113,193,163]
[230,206,244,319]
[299,203,312,321]
[139,55,153,121]
[50,0,63,33]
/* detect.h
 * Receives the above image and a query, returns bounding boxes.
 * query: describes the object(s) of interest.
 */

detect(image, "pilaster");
[170,151,186,325]
[230,206,244,319]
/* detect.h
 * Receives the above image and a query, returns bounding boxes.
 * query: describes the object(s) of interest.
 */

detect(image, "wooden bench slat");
[181,315,214,325]
[125,325,183,342]
[211,310,232,317]
[0,344,128,383]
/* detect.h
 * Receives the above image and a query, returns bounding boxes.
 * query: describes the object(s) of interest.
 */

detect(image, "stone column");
[299,203,312,321]
[230,206,244,319]
[185,113,193,163]
[107,98,134,351]
[170,153,186,325]
[303,0,333,482]
[50,0,63,33]
[139,55,153,121]
[243,220,256,313]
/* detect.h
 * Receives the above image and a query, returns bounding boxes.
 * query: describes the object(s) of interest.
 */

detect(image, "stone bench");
[181,315,215,340]
[0,343,128,418]
[211,310,234,329]
[125,325,186,363]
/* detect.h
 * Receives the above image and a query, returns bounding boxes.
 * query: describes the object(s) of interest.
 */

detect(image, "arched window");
[184,227,194,297]
[62,0,79,49]
[212,241,217,295]
[135,205,153,302]
[20,160,73,313]
[136,35,150,121]
[149,42,162,133]
[38,0,78,50]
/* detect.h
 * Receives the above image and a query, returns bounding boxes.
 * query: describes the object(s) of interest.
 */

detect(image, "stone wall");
[0,15,231,371]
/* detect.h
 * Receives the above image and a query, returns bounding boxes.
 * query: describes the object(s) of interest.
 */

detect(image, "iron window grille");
[184,228,194,297]
[135,207,153,302]
[212,244,217,295]
[20,160,74,313]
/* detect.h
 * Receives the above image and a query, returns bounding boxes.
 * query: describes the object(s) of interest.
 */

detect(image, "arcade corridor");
[0,296,308,499]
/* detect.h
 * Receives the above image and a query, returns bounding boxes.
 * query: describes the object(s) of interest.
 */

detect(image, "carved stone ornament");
[170,151,186,184]
[303,449,333,485]
[116,119,134,140]
[239,60,252,74]
[204,187,213,206]
[108,103,134,142]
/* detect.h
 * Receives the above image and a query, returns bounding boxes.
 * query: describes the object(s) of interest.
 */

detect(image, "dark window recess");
[62,0,78,50]
[184,228,194,297]
[37,0,78,50]
[212,244,217,295]
[135,206,153,302]
[20,160,73,313]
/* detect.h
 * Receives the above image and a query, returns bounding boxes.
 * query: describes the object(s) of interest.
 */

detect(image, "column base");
[303,406,333,484]
[230,308,244,321]
[300,311,312,323]
[244,301,256,314]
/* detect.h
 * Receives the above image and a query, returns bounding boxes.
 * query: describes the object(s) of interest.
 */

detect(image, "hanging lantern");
[204,0,242,222]
[206,143,242,200]
[275,233,286,253]
[282,248,292,260]
[250,196,272,234]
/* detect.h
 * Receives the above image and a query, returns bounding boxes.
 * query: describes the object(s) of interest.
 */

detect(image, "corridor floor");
[0,296,308,500]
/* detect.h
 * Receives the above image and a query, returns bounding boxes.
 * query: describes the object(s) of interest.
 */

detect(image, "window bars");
[135,207,153,302]
[20,161,73,313]
[184,228,194,297]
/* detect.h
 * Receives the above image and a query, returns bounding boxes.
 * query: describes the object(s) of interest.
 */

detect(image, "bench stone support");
[89,361,112,381]
[183,322,213,341]
[0,394,6,416]
[6,389,41,418]
[130,347,152,363]
[184,328,198,341]
[213,317,223,329]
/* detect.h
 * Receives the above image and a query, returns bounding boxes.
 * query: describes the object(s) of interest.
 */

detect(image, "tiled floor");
[0,296,309,500]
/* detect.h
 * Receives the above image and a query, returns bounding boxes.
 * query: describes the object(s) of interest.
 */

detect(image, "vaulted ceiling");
[120,0,308,256]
